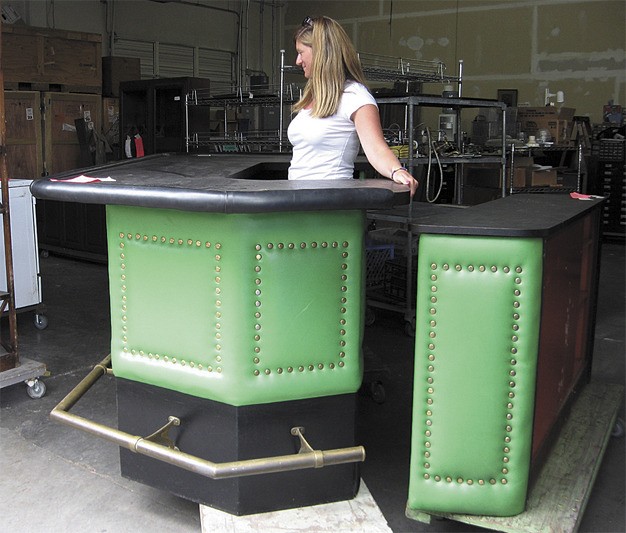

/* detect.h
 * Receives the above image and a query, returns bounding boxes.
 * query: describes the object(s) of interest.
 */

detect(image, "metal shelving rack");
[185,50,464,154]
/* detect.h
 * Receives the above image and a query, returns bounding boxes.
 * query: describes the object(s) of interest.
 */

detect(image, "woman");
[288,16,418,197]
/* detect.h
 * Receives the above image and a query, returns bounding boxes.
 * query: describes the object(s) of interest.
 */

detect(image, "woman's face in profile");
[295,40,313,79]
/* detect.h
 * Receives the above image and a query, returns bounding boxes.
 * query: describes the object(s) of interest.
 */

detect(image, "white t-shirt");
[287,81,377,181]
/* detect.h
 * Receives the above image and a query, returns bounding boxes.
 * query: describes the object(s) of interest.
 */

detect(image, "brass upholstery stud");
[479,265,486,272]
[431,263,437,270]
[254,370,260,376]
[338,361,345,367]
[468,265,474,272]
[435,476,441,482]
[503,267,510,273]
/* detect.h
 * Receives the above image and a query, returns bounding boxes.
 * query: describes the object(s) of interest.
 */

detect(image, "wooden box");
[2,25,102,93]
[4,91,43,179]
[43,92,102,175]
[102,56,141,97]
[102,97,121,158]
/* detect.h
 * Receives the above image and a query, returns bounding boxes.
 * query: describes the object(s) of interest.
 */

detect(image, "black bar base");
[116,378,360,516]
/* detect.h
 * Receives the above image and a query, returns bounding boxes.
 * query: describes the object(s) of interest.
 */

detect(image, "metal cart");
[0,73,47,398]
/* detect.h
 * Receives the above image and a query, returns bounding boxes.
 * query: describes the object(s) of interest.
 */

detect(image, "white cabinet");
[0,179,42,310]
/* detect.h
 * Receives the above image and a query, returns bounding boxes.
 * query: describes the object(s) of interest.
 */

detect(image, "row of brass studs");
[255,241,349,251]
[118,234,223,373]
[422,262,524,485]
[118,231,220,250]
[252,241,350,376]
[214,246,223,373]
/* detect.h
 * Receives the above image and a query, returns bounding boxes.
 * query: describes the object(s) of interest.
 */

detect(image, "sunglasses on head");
[302,16,313,27]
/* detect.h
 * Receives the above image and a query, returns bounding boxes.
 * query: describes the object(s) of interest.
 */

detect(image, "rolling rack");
[0,66,47,399]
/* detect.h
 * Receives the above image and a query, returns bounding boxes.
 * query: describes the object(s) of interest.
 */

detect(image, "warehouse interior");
[1,1,625,532]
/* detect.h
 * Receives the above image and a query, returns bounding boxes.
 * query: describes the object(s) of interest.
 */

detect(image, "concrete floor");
[1,242,624,533]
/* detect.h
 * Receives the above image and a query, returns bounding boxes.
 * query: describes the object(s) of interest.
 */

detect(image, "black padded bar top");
[29,153,410,214]
[368,194,605,238]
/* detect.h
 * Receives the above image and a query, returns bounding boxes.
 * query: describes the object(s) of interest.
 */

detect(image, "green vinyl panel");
[107,205,365,406]
[407,234,543,517]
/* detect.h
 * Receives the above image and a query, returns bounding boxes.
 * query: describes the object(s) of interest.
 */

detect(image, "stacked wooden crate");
[2,24,103,178]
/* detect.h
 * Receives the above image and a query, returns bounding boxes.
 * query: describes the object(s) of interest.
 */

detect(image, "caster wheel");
[26,379,47,399]
[365,307,376,326]
[34,314,49,330]
[612,417,625,438]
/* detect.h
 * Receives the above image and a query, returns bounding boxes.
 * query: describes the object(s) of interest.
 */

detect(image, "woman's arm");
[353,104,418,196]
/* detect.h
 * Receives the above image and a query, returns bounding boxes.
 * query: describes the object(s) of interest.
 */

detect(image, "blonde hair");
[293,16,367,118]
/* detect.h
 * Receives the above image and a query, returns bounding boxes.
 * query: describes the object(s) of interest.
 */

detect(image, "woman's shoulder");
[343,80,377,106]
[344,80,370,94]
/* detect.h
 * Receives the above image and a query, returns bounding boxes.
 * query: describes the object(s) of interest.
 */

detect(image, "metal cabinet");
[0,179,42,311]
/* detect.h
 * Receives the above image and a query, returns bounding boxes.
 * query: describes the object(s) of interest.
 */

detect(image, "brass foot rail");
[50,355,366,479]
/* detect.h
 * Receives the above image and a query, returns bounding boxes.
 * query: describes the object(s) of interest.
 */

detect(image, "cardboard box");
[102,56,141,97]
[509,156,534,187]
[517,107,575,144]
[529,168,558,187]
[2,25,102,93]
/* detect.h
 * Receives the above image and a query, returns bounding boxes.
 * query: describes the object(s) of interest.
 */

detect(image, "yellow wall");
[284,0,625,125]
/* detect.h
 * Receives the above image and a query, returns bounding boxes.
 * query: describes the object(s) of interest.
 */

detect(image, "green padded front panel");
[407,234,543,517]
[107,205,365,406]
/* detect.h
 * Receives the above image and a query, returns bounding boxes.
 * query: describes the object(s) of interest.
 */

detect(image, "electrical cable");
[424,127,444,203]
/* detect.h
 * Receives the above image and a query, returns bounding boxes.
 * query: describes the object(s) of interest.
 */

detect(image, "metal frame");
[0,69,18,373]
[51,355,366,479]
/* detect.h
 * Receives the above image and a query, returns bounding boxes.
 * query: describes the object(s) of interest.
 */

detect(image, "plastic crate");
[383,256,417,304]
[366,244,394,288]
